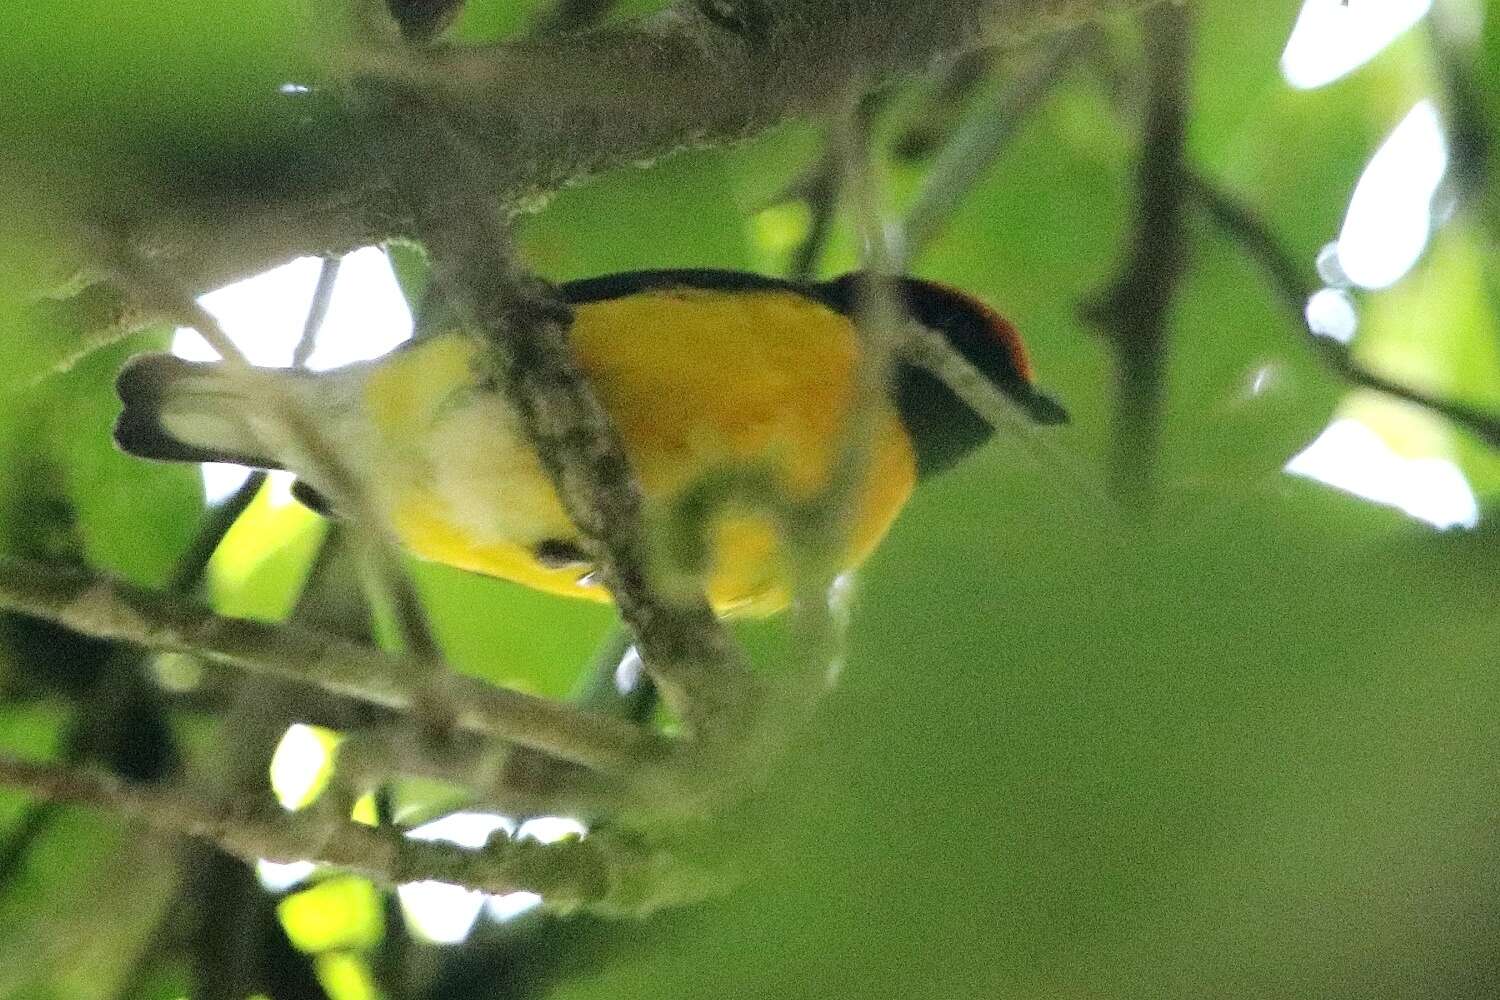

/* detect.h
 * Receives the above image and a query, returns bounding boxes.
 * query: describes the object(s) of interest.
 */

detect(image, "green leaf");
[384,240,433,316]
[556,467,1500,999]
[278,876,385,954]
[208,488,330,623]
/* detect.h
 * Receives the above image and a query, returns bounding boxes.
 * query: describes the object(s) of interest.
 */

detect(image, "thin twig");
[0,772,68,885]
[167,255,339,596]
[782,93,886,282]
[1082,3,1194,508]
[806,95,902,559]
[787,155,840,283]
[0,557,668,775]
[781,94,902,695]
[497,624,656,814]
[107,247,249,365]
[900,33,1082,263]
[892,48,997,163]
[291,254,343,369]
[1184,170,1500,450]
[166,472,268,596]
[354,535,445,665]
[107,895,200,1000]
[892,312,1114,519]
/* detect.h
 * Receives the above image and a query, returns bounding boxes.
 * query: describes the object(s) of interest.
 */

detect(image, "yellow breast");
[361,287,916,615]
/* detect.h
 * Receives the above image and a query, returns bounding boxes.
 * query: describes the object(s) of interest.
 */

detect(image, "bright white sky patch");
[1305,287,1359,344]
[1336,101,1449,290]
[1281,0,1433,89]
[614,645,644,695]
[302,248,415,371]
[257,859,318,893]
[517,816,588,844]
[399,813,520,944]
[1286,418,1479,529]
[261,468,298,508]
[475,817,590,926]
[172,247,413,368]
[196,462,259,508]
[393,816,586,938]
[407,812,518,849]
[398,881,488,945]
[268,723,339,811]
[171,247,415,502]
[487,891,544,923]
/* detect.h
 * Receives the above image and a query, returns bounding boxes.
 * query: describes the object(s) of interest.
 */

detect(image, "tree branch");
[1184,170,1500,451]
[1082,3,1194,508]
[0,557,667,775]
[786,154,840,282]
[362,79,764,756]
[0,752,714,914]
[98,0,1166,303]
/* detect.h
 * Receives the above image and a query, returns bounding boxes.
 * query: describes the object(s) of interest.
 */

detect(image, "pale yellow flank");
[362,287,916,615]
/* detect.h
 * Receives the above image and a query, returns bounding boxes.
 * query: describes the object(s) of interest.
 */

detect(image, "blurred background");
[0,0,1498,997]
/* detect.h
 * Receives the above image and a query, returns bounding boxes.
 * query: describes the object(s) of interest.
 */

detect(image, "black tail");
[114,354,283,469]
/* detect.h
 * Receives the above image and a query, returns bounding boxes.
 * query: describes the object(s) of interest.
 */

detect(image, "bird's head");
[818,274,1069,477]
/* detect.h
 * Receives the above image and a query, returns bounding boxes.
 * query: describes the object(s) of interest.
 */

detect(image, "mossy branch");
[96,0,1168,299]
[0,752,719,915]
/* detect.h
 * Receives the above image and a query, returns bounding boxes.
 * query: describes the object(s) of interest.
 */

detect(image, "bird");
[114,269,1067,615]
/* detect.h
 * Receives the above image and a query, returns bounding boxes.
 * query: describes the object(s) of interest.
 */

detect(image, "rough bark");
[107,0,1157,298]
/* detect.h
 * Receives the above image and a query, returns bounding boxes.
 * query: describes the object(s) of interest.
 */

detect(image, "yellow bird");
[115,270,1066,614]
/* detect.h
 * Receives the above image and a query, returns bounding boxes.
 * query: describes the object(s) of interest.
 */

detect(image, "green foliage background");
[1,1,1499,998]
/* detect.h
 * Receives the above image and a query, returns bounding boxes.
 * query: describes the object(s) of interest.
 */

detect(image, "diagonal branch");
[1184,170,1500,451]
[363,83,763,752]
[901,32,1084,262]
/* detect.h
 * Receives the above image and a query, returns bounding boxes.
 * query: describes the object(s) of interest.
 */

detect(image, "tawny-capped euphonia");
[114,269,1066,614]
